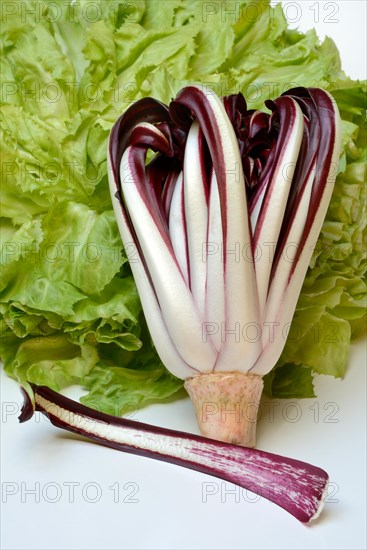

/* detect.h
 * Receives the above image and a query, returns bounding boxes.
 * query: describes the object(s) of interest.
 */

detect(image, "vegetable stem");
[108,85,341,446]
[20,383,328,524]
[185,372,264,447]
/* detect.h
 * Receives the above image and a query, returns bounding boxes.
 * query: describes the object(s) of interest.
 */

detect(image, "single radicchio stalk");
[19,383,329,523]
[108,85,341,447]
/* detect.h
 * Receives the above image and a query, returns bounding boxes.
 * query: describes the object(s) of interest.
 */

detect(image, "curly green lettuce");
[1,0,366,412]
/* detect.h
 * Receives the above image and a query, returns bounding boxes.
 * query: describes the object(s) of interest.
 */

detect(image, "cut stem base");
[185,371,264,447]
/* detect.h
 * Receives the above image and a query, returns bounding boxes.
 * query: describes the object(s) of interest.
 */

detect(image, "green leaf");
[3,335,99,391]
[80,344,183,416]
[1,0,366,411]
[40,202,123,294]
[264,363,315,399]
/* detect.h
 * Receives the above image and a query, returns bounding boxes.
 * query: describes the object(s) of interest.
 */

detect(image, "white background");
[1,2,366,549]
[271,0,366,80]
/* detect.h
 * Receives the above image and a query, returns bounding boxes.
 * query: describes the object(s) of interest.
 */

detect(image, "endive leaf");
[120,145,217,372]
[169,172,190,285]
[252,89,341,374]
[184,122,209,318]
[108,102,197,380]
[252,97,304,319]
[205,171,225,353]
[171,85,262,372]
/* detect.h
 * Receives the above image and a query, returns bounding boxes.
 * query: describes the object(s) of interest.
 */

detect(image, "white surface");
[1,340,366,550]
[1,3,366,550]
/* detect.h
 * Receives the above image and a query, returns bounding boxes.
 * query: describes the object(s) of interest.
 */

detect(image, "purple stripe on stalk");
[162,167,180,220]
[108,100,197,379]
[184,121,210,316]
[122,145,172,251]
[20,384,329,524]
[251,89,340,374]
[252,96,304,249]
[251,96,304,319]
[269,92,318,280]
[172,85,261,371]
[169,172,190,285]
[109,157,196,378]
[248,145,275,219]
[129,123,176,237]
[108,98,175,284]
[205,170,225,353]
[109,97,171,174]
[293,88,338,268]
[129,123,174,156]
[121,147,217,371]
[170,86,230,252]
[266,88,337,298]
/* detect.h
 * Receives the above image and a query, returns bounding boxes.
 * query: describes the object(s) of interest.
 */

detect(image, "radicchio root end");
[184,372,264,447]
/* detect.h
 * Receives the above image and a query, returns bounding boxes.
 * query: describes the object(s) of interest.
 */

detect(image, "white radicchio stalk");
[19,383,329,523]
[108,85,341,447]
